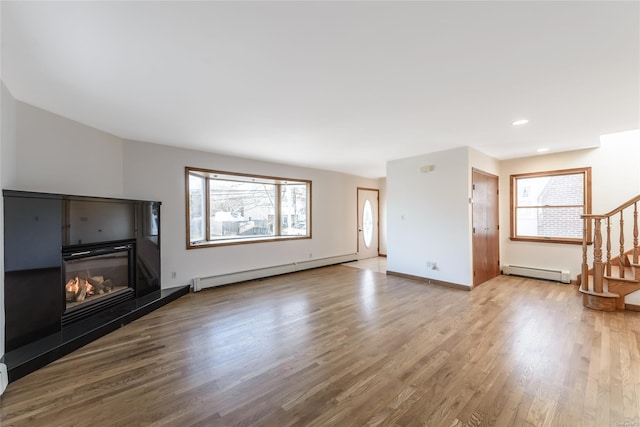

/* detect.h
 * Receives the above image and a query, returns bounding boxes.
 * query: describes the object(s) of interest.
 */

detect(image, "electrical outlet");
[171,271,177,279]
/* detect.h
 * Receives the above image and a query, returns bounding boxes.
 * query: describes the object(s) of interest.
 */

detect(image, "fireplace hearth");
[2,190,189,383]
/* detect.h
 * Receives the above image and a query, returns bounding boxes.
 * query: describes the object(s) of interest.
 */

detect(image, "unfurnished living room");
[1,1,639,426]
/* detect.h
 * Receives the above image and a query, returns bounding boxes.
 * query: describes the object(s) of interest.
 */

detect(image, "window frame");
[185,167,312,249]
[510,167,592,245]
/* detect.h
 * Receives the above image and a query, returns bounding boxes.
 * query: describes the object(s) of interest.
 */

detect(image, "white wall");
[1,84,17,189]
[499,130,640,281]
[1,82,17,363]
[469,147,500,178]
[13,102,125,198]
[386,146,500,287]
[387,146,473,287]
[122,139,379,288]
[378,177,387,255]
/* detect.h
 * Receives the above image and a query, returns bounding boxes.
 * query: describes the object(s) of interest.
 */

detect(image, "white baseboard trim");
[192,253,358,291]
[0,363,8,395]
[502,264,571,284]
[294,253,357,271]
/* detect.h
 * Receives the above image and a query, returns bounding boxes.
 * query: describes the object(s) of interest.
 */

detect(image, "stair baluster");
[634,202,638,264]
[606,217,612,276]
[619,211,625,278]
[580,194,640,311]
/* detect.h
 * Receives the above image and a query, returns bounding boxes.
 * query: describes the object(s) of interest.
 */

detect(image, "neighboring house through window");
[186,167,311,248]
[510,167,591,244]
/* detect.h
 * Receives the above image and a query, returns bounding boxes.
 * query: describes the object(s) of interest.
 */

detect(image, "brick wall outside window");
[511,167,591,243]
[536,175,584,238]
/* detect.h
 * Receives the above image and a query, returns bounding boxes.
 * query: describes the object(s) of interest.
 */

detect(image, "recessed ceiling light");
[537,148,549,153]
[512,119,529,126]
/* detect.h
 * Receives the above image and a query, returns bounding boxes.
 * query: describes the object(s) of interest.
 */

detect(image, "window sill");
[187,235,311,249]
[509,236,586,245]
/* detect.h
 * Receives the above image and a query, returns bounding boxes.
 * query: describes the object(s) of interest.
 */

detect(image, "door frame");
[357,187,380,258]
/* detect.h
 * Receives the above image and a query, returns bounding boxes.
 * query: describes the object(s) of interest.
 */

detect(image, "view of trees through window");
[187,168,310,247]
[511,167,591,243]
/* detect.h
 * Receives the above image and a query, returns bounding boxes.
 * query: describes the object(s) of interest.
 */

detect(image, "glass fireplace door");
[62,241,135,323]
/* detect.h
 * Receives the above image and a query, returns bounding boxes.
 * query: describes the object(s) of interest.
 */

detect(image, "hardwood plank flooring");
[1,265,640,426]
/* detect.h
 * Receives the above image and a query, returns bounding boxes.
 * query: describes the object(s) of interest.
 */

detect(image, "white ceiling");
[1,1,638,178]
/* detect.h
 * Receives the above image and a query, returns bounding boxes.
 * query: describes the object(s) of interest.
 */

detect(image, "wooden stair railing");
[580,194,640,311]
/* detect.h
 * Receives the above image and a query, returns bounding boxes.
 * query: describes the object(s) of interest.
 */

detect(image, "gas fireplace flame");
[65,277,79,294]
[65,276,94,302]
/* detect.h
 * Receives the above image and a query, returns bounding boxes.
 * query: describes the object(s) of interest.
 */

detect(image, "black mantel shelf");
[2,285,190,382]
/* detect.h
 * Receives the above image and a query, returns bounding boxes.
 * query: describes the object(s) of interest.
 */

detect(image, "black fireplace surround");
[2,190,189,382]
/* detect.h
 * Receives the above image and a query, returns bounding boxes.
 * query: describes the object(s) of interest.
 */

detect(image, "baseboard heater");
[192,253,358,291]
[503,265,571,284]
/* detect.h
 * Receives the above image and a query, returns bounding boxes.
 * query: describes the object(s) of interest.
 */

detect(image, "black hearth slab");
[2,285,190,382]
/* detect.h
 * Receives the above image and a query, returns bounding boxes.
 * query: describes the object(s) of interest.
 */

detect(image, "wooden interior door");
[472,169,500,287]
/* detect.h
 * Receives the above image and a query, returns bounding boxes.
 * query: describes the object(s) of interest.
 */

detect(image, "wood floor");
[2,265,640,426]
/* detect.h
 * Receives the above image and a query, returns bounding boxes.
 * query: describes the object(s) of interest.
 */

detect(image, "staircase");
[579,195,640,311]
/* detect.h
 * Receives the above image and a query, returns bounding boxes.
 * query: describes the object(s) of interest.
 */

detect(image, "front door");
[472,169,500,286]
[357,188,379,260]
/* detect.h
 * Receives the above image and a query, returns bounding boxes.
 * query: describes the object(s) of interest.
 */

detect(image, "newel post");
[593,218,604,293]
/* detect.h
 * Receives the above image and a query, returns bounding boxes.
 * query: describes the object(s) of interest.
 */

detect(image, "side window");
[510,167,591,244]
